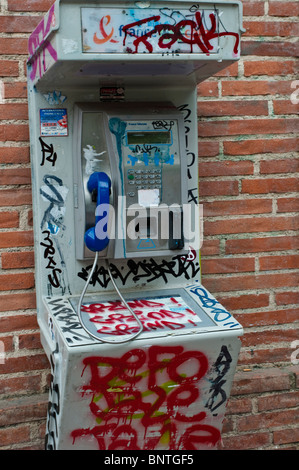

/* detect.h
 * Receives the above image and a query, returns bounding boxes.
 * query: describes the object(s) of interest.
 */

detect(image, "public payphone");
[74,102,189,260]
[27,0,244,450]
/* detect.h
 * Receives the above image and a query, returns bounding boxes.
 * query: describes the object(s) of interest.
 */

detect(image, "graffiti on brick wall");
[70,345,223,450]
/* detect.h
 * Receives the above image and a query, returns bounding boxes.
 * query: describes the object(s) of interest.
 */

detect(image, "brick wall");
[0,0,298,450]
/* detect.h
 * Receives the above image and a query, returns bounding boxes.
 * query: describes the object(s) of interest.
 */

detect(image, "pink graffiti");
[81,298,198,336]
[28,4,57,81]
[71,346,221,450]
[122,12,239,55]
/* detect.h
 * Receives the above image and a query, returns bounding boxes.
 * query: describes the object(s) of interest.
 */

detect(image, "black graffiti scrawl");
[78,255,200,288]
[205,345,232,416]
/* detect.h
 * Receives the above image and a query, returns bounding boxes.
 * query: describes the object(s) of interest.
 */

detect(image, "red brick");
[232,369,292,395]
[243,0,265,16]
[0,168,31,185]
[0,293,36,313]
[27,209,33,226]
[260,159,299,174]
[0,425,31,447]
[0,375,41,396]
[239,347,292,365]
[243,328,299,347]
[222,80,294,96]
[0,211,19,228]
[260,254,299,271]
[0,38,28,55]
[199,161,254,177]
[198,119,297,137]
[7,0,55,12]
[224,138,299,156]
[218,293,270,311]
[238,409,299,432]
[200,239,220,256]
[0,15,41,33]
[221,432,270,450]
[244,60,298,76]
[244,20,299,37]
[203,199,272,217]
[19,333,42,350]
[235,308,298,328]
[198,141,219,157]
[214,62,238,77]
[0,124,29,142]
[226,397,253,414]
[258,391,299,412]
[198,180,239,196]
[0,147,30,164]
[4,82,27,99]
[0,314,38,334]
[0,60,19,77]
[201,257,255,274]
[202,272,299,293]
[0,395,48,427]
[197,81,218,97]
[197,100,268,117]
[280,192,299,212]
[0,231,33,248]
[275,291,299,306]
[0,354,49,375]
[2,251,34,269]
[0,188,32,206]
[0,103,28,120]
[268,1,299,17]
[0,272,35,291]
[274,428,299,445]
[242,40,298,57]
[242,178,299,194]
[225,235,299,254]
[205,215,299,236]
[0,335,14,353]
[273,100,299,115]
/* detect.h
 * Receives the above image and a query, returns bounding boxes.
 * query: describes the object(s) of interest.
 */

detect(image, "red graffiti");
[71,346,221,450]
[28,4,57,81]
[122,12,239,54]
[81,298,198,336]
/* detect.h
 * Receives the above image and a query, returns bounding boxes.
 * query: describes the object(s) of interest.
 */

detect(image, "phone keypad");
[126,168,162,196]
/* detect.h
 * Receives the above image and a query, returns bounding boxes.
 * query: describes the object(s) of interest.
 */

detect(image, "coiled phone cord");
[77,252,144,344]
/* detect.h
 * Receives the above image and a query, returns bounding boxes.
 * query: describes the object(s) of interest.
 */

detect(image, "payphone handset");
[74,102,190,261]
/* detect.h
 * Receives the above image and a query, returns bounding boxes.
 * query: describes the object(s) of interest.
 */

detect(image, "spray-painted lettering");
[78,254,200,288]
[122,12,239,54]
[71,345,221,450]
[28,4,57,81]
[80,296,199,337]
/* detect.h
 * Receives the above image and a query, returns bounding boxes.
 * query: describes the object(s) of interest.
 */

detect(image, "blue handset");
[84,172,111,252]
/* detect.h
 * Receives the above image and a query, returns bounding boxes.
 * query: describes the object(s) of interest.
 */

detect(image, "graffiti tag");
[122,12,239,54]
[28,4,57,81]
[71,345,221,450]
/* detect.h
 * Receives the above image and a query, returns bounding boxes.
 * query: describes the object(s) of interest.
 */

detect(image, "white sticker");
[138,189,160,207]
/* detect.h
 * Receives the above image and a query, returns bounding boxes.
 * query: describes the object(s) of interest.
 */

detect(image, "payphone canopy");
[27,0,244,89]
